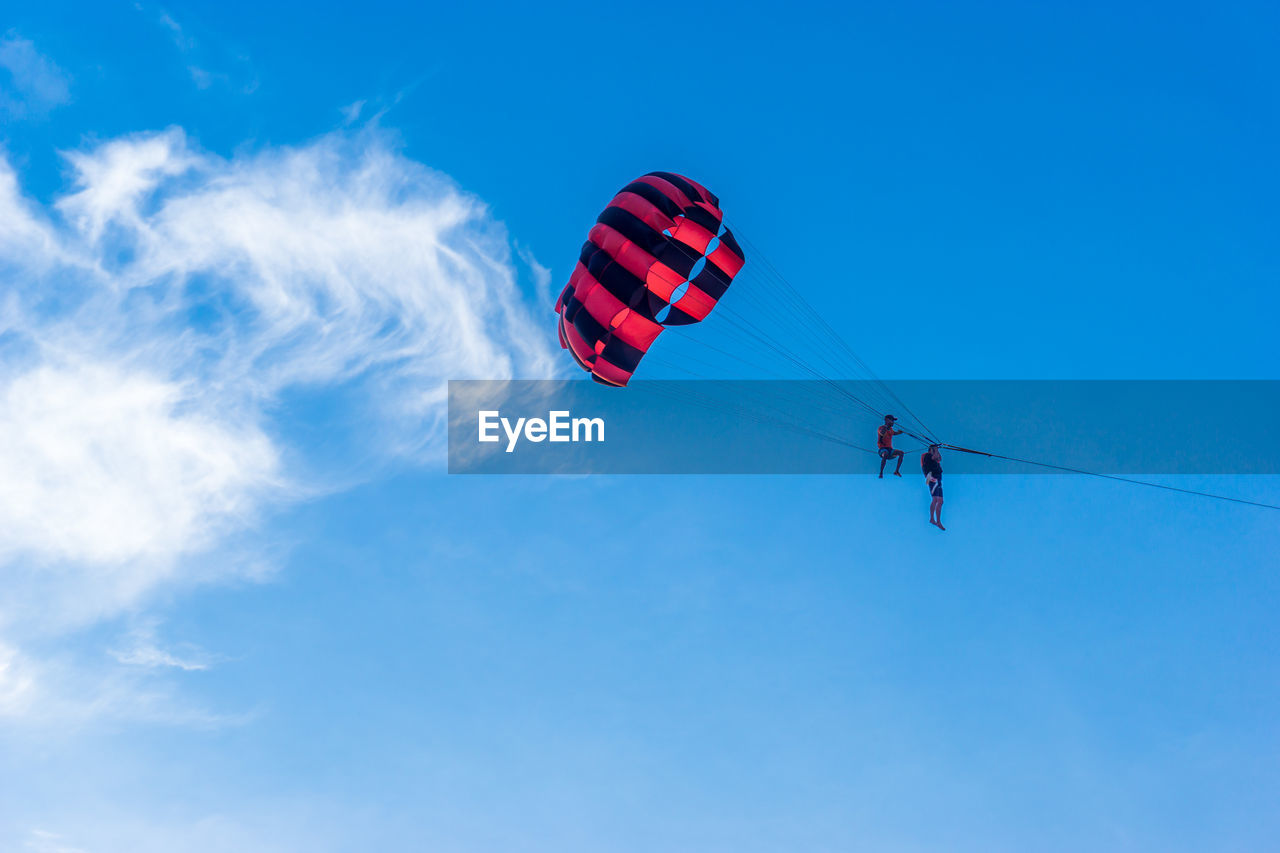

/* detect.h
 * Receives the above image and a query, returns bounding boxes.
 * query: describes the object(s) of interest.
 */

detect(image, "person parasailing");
[877,415,905,478]
[922,444,945,530]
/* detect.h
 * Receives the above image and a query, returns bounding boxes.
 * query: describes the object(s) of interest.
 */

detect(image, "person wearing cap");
[877,414,905,478]
[922,444,945,530]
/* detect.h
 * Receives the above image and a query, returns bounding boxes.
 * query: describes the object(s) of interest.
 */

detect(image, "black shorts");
[879,448,899,459]
[928,480,943,498]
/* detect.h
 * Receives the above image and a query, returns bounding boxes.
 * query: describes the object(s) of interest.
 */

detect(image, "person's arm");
[893,428,904,436]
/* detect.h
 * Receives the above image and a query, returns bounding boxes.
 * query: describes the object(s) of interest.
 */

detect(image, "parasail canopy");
[555,171,745,386]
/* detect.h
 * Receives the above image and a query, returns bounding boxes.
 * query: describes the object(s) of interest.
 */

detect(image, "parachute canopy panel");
[555,171,745,386]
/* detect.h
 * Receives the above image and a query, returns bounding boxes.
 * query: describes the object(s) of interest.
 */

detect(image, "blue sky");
[0,2,1277,851]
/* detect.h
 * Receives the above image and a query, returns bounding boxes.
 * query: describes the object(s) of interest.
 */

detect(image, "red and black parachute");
[555,172,746,386]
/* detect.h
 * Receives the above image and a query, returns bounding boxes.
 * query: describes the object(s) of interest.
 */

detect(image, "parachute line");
[941,445,1280,511]
[642,211,1275,511]
[645,214,938,445]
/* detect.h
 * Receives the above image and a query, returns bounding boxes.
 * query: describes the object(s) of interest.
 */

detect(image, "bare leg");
[893,450,904,475]
[879,455,887,478]
[932,497,945,530]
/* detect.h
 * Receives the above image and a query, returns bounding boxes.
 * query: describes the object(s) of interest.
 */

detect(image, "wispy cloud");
[141,7,258,94]
[0,125,557,720]
[24,829,88,853]
[0,641,39,717]
[0,33,71,119]
[156,10,195,52]
[519,244,553,309]
[0,631,251,729]
[15,799,370,853]
[109,622,221,672]
[0,357,279,562]
[339,99,366,125]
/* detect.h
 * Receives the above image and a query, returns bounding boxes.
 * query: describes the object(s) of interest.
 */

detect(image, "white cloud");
[58,128,200,244]
[0,641,39,717]
[24,829,88,853]
[0,361,280,570]
[339,99,365,125]
[141,7,258,95]
[15,801,369,853]
[0,126,558,717]
[0,34,71,118]
[519,244,553,310]
[0,157,65,270]
[156,10,195,53]
[187,65,217,89]
[0,632,250,729]
[118,131,556,396]
[109,622,218,672]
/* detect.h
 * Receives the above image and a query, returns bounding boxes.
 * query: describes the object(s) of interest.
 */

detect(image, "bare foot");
[892,471,902,477]
[932,520,946,531]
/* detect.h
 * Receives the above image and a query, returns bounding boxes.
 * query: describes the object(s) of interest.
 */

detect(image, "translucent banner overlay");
[447,381,1279,475]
